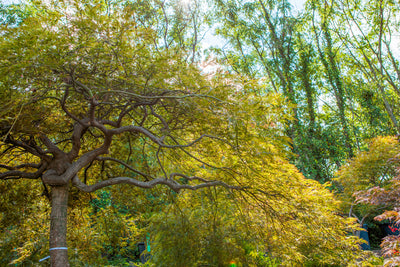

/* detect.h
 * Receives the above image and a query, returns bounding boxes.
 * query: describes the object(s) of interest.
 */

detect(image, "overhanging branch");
[72,174,240,193]
[103,89,224,102]
[0,163,47,180]
[0,163,41,170]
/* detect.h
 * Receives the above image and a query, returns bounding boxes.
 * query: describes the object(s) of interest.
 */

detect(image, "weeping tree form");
[0,1,251,266]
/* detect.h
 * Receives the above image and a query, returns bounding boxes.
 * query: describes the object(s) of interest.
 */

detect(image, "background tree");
[210,0,353,182]
[332,0,400,135]
[354,141,400,266]
[210,0,400,184]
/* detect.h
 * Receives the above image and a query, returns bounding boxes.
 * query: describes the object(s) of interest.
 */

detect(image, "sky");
[291,0,307,12]
[2,0,21,5]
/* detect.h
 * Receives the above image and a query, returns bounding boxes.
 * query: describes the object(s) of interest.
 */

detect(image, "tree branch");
[150,106,169,132]
[103,89,223,102]
[4,136,51,161]
[67,120,89,161]
[60,86,88,125]
[39,134,64,157]
[0,163,41,170]
[72,174,240,193]
[109,125,229,149]
[0,163,47,180]
[63,134,113,181]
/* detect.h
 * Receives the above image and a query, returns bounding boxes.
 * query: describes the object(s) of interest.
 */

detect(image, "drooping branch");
[109,125,229,149]
[103,89,224,102]
[72,174,241,193]
[4,135,51,162]
[0,163,47,180]
[0,163,42,170]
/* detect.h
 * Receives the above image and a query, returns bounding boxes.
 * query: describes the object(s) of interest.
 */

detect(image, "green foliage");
[0,3,32,26]
[0,180,49,265]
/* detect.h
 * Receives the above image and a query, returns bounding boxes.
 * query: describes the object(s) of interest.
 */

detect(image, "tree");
[331,0,400,135]
[0,0,244,265]
[147,156,364,266]
[334,135,400,254]
[353,138,400,266]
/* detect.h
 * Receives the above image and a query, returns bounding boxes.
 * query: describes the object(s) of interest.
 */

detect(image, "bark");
[314,15,354,159]
[49,184,69,267]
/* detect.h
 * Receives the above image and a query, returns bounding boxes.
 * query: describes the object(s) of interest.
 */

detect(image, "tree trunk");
[50,184,69,267]
[318,19,354,158]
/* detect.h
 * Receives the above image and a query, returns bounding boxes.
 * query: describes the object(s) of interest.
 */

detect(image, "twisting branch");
[60,86,88,125]
[67,119,89,161]
[72,174,241,193]
[0,163,47,180]
[4,136,51,161]
[39,134,64,157]
[116,103,133,127]
[73,79,94,99]
[0,163,42,170]
[63,133,113,181]
[99,119,119,128]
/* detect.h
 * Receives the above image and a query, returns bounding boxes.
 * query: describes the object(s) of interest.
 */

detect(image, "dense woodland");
[1,0,400,266]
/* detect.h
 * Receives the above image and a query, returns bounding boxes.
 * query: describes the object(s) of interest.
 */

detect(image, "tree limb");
[67,120,89,161]
[0,163,47,180]
[103,89,224,102]
[72,174,240,193]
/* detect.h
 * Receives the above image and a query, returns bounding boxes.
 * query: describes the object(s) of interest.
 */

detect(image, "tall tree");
[211,0,350,181]
[310,0,354,158]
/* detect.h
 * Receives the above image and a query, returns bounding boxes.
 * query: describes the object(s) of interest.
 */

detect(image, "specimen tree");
[0,0,246,265]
